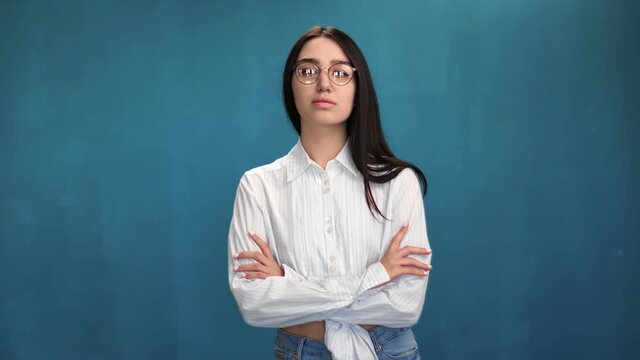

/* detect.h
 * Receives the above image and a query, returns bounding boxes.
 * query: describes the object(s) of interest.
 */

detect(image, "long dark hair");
[282,25,428,220]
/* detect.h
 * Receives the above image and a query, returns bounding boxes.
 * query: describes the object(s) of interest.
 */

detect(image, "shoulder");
[237,154,288,195]
[388,167,424,204]
[391,167,421,189]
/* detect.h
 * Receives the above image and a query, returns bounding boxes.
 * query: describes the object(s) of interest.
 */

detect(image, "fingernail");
[424,271,429,276]
[403,222,408,228]
[233,253,239,258]
[248,231,255,236]
[233,266,238,271]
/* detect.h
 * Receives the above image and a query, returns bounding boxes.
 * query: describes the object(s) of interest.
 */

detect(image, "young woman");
[228,26,433,360]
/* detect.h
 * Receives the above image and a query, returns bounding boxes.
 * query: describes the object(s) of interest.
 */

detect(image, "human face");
[292,37,356,129]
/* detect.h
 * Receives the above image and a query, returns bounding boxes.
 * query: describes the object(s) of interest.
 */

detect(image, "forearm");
[229,262,390,328]
[328,272,429,328]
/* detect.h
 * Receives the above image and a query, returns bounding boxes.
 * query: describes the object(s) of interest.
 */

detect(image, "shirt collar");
[286,137,360,182]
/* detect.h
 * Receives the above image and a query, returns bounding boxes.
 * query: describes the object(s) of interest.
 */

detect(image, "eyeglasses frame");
[292,61,357,86]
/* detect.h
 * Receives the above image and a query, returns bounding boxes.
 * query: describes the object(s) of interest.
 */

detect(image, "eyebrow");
[295,58,352,66]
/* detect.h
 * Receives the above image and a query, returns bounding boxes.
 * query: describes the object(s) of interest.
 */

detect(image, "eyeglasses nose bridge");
[316,66,332,86]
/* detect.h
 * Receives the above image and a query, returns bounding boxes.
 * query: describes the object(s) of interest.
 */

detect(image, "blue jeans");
[274,325,422,360]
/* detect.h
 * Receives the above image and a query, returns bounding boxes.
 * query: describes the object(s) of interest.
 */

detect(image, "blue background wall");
[1,0,638,359]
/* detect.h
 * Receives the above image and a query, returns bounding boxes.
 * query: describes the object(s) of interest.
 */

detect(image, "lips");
[312,97,336,105]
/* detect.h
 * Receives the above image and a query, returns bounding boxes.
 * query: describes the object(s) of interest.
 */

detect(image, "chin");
[307,117,348,127]
[304,112,348,125]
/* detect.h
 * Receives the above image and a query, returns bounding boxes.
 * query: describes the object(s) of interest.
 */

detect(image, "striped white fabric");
[228,137,432,359]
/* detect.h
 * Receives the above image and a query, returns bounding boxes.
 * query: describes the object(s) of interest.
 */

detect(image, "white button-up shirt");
[228,138,432,359]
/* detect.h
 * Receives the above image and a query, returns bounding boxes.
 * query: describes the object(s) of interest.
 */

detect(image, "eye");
[332,70,349,78]
[297,65,318,77]
[331,65,352,78]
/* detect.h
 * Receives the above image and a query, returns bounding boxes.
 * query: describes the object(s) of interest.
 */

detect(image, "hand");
[379,223,432,282]
[233,231,284,279]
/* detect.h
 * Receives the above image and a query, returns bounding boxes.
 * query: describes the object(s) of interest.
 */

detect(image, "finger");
[234,263,265,273]
[399,246,432,257]
[242,272,269,280]
[248,231,273,258]
[399,258,432,271]
[234,251,270,265]
[400,266,429,277]
[390,223,409,249]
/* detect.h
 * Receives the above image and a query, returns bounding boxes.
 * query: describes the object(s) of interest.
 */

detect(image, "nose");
[316,68,331,92]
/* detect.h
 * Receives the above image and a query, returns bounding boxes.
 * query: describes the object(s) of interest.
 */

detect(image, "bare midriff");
[281,321,377,340]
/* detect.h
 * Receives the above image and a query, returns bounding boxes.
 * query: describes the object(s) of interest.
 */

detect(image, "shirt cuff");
[359,261,391,293]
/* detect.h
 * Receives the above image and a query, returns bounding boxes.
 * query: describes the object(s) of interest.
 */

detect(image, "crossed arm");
[228,170,432,328]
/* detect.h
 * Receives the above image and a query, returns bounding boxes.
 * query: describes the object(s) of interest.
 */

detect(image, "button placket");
[321,173,337,274]
[322,176,332,193]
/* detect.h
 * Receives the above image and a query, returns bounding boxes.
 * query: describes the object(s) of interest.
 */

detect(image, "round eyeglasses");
[293,62,357,86]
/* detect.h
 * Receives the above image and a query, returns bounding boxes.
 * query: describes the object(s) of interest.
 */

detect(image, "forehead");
[297,37,349,63]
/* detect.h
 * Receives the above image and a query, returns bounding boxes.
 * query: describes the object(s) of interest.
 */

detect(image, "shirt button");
[323,186,331,193]
[329,255,335,262]
[324,216,331,223]
[326,226,332,234]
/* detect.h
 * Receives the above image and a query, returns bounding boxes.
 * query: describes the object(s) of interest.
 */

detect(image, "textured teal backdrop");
[1,0,638,359]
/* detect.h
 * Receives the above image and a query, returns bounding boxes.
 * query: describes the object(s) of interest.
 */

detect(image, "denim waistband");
[275,325,415,358]
[275,328,332,357]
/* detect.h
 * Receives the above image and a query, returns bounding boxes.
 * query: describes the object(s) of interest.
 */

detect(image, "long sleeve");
[228,174,390,328]
[328,168,432,327]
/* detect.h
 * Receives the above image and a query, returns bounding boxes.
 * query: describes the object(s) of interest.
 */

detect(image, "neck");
[300,123,348,170]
